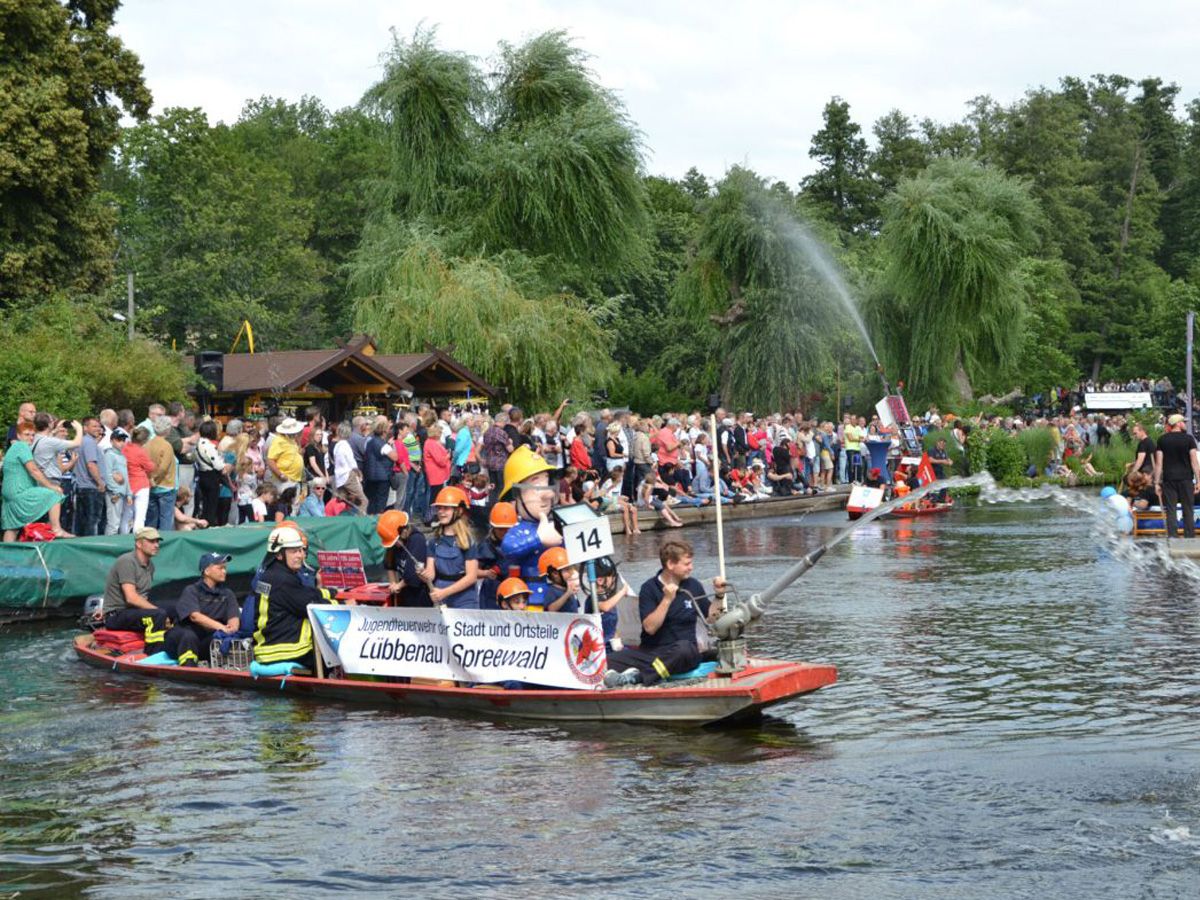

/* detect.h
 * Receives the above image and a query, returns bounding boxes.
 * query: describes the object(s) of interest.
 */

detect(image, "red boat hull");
[73,634,836,727]
[889,501,955,518]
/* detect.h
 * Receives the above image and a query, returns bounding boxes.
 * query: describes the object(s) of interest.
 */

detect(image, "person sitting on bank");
[2,423,74,541]
[298,478,327,517]
[424,486,482,609]
[99,527,169,654]
[173,486,209,531]
[251,524,335,670]
[535,547,582,613]
[603,539,725,687]
[164,552,240,666]
[378,509,430,607]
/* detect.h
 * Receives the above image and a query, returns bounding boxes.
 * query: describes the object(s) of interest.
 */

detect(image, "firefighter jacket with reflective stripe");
[252,559,335,663]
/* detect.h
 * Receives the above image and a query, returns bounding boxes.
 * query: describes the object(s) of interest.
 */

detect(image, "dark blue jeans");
[147,489,176,531]
[364,479,391,515]
[73,488,105,537]
[404,471,428,522]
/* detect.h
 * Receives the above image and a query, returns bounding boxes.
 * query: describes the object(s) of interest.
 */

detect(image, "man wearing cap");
[100,527,170,654]
[1154,414,1200,538]
[164,553,241,666]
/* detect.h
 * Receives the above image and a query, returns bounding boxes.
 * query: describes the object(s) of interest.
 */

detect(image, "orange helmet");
[431,485,469,509]
[489,502,518,529]
[497,577,531,603]
[376,509,410,548]
[538,547,571,576]
[893,472,907,482]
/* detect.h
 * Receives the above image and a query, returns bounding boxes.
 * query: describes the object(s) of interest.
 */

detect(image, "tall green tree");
[870,159,1041,403]
[0,0,150,303]
[869,110,929,198]
[229,97,389,334]
[106,108,328,351]
[800,97,877,233]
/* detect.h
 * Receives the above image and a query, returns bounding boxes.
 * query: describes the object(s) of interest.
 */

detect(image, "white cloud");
[113,0,1200,184]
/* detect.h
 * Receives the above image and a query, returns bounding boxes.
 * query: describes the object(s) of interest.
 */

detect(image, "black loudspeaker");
[707,393,722,413]
[195,350,224,392]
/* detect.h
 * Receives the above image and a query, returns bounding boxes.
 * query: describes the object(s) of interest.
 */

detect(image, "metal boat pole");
[709,412,727,610]
[1187,311,1194,436]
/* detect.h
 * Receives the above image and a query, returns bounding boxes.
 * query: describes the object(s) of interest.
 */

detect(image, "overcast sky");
[113,0,1200,185]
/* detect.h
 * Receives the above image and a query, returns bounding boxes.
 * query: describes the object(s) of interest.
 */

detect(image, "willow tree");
[672,167,843,410]
[352,28,645,399]
[352,228,612,407]
[870,158,1041,403]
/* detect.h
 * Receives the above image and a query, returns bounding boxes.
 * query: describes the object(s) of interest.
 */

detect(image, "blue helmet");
[1099,486,1117,498]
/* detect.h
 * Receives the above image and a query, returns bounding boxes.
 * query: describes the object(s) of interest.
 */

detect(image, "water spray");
[712,472,992,674]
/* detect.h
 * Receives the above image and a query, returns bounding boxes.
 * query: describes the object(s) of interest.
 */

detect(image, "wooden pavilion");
[188,335,498,421]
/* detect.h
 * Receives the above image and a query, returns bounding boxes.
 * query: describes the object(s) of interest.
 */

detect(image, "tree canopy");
[7,13,1200,416]
[0,0,150,303]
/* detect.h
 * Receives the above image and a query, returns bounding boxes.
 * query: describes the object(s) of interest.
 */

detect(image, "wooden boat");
[74,633,836,727]
[889,499,955,518]
[1130,508,1200,537]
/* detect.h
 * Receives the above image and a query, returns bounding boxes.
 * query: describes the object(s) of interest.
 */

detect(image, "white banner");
[847,485,885,510]
[1084,391,1152,410]
[307,605,607,690]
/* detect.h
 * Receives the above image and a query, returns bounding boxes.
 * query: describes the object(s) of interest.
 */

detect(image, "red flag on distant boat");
[917,452,936,485]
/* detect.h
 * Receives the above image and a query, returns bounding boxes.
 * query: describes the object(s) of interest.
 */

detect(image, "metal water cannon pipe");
[876,361,895,398]
[714,546,827,674]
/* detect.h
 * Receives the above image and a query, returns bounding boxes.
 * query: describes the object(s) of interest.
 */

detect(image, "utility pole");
[1187,311,1194,436]
[126,271,135,341]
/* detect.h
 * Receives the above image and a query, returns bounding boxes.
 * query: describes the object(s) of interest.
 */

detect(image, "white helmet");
[267,525,306,554]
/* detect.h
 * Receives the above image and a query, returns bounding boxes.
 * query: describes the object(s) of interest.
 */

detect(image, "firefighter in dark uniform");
[252,525,335,670]
[164,552,241,666]
[100,526,170,654]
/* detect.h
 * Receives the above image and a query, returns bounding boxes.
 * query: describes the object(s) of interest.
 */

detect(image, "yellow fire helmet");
[499,445,557,499]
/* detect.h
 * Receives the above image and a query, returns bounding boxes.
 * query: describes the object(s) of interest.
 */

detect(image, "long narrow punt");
[74,634,836,727]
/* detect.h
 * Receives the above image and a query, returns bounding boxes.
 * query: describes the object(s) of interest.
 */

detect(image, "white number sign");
[562,515,614,566]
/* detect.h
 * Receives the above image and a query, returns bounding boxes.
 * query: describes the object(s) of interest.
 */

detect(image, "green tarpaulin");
[0,516,383,613]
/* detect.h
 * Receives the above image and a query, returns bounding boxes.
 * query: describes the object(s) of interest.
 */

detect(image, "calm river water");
[2,498,1198,898]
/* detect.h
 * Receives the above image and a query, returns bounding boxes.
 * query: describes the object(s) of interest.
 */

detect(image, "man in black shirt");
[603,539,726,686]
[1154,414,1200,538]
[1131,423,1156,475]
[165,552,241,665]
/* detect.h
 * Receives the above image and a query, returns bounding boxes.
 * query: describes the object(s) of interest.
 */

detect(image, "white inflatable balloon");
[1105,492,1134,534]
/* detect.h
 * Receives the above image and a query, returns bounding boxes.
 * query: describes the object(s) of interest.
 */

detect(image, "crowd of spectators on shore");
[0,391,1185,542]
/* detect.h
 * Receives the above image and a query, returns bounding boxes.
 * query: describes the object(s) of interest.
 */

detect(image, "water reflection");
[4,499,1200,894]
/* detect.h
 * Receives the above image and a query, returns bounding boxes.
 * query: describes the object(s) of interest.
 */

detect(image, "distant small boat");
[890,499,955,518]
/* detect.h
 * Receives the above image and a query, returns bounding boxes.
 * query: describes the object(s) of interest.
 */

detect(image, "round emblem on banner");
[563,618,606,686]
